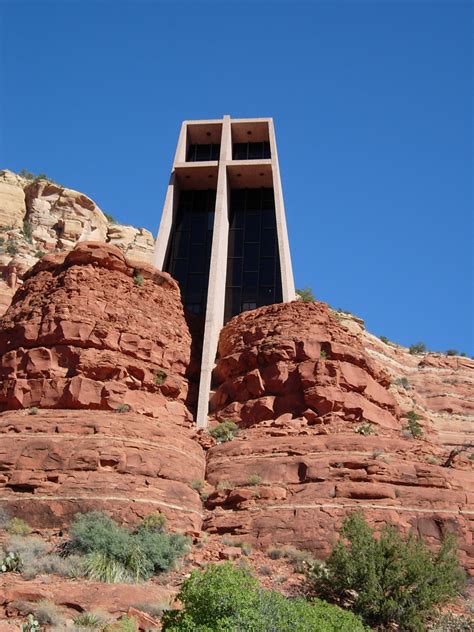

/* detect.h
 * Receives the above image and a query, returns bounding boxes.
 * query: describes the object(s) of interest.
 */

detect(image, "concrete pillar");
[195,115,232,428]
[268,119,296,302]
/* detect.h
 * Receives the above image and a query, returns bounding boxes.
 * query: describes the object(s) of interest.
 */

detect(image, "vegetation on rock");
[208,420,239,443]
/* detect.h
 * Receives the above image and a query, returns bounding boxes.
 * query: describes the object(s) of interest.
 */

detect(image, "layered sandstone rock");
[0,170,155,316]
[0,243,205,530]
[204,302,474,573]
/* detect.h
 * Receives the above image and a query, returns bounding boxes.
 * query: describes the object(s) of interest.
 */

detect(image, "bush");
[446,349,458,356]
[22,220,33,243]
[116,404,130,413]
[246,474,262,486]
[7,517,31,536]
[409,342,427,355]
[307,512,465,631]
[394,376,410,389]
[1,550,22,572]
[154,370,167,386]
[20,614,40,632]
[161,562,366,631]
[379,335,389,344]
[104,212,117,224]
[355,422,375,436]
[6,237,19,256]
[31,600,63,626]
[34,249,45,259]
[428,613,474,631]
[133,272,144,286]
[28,406,38,415]
[208,420,239,443]
[296,287,315,302]
[73,610,109,629]
[191,479,204,492]
[403,410,423,438]
[5,535,81,579]
[68,511,188,582]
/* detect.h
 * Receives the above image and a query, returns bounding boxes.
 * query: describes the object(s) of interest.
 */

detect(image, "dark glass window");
[165,189,216,315]
[187,144,220,162]
[224,188,282,322]
[232,142,271,160]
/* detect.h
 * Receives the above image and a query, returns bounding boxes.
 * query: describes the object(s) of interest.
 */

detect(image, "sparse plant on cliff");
[153,370,167,386]
[0,550,22,572]
[133,272,144,286]
[7,517,32,536]
[161,562,366,631]
[379,335,389,344]
[28,406,38,415]
[355,422,375,436]
[394,376,410,389]
[116,403,130,413]
[6,236,19,255]
[307,512,465,631]
[428,612,474,631]
[20,614,40,632]
[191,479,204,492]
[104,212,117,224]
[320,349,327,359]
[30,600,64,626]
[34,249,45,259]
[445,349,459,356]
[403,410,423,438]
[409,342,427,355]
[209,420,239,443]
[246,474,262,486]
[22,220,33,243]
[139,512,167,533]
[216,480,235,491]
[73,610,110,629]
[18,169,36,181]
[296,287,315,302]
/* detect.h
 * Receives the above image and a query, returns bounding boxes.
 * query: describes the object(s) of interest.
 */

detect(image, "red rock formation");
[0,243,205,531]
[205,302,474,574]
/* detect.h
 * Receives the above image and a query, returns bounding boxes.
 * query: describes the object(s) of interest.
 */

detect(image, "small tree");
[208,420,239,443]
[409,342,427,355]
[403,410,423,438]
[296,287,315,302]
[307,512,465,631]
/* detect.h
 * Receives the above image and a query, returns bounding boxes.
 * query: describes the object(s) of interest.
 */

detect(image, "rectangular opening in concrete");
[185,123,223,162]
[224,187,283,322]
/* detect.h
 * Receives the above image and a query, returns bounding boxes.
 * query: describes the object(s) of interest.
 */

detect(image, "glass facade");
[232,141,271,160]
[165,189,216,315]
[187,144,220,161]
[224,188,282,321]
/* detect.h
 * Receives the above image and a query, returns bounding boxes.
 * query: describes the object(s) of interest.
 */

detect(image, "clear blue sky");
[1,0,472,354]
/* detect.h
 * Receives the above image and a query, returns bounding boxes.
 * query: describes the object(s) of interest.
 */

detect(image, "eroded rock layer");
[0,242,194,417]
[205,302,474,573]
[0,243,205,530]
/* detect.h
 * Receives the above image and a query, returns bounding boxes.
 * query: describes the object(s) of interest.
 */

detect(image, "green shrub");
[6,535,81,579]
[296,287,315,302]
[320,349,327,359]
[20,614,40,632]
[22,220,33,243]
[133,272,144,286]
[18,169,36,181]
[379,335,389,344]
[28,406,38,415]
[161,562,366,631]
[428,612,474,631]
[209,420,239,443]
[139,511,167,532]
[31,600,63,626]
[7,517,31,536]
[191,479,204,492]
[1,550,22,572]
[409,342,427,355]
[307,512,465,631]
[73,610,109,628]
[446,349,458,356]
[68,511,188,582]
[104,212,117,224]
[116,404,130,413]
[153,370,167,386]
[6,237,19,255]
[355,422,375,436]
[403,410,423,438]
[34,249,45,259]
[394,376,410,389]
[267,546,284,560]
[246,474,262,486]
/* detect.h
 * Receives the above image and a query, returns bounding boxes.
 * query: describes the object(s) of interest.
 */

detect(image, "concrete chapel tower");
[153,115,295,427]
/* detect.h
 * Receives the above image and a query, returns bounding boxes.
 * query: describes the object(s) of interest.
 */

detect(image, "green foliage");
[307,512,465,631]
[28,406,38,415]
[153,370,167,386]
[394,376,410,389]
[446,349,458,356]
[191,479,204,492]
[139,511,167,532]
[115,404,130,413]
[73,611,109,629]
[246,474,262,486]
[7,517,31,536]
[34,249,45,259]
[18,169,36,181]
[379,335,389,344]
[109,617,138,632]
[409,341,427,355]
[22,220,33,243]
[0,550,21,572]
[68,511,188,582]
[6,237,19,255]
[104,212,117,224]
[403,410,423,438]
[320,349,327,359]
[5,535,81,579]
[161,562,366,631]
[133,272,144,286]
[20,614,40,632]
[296,287,315,302]
[355,422,375,436]
[216,481,234,491]
[31,599,63,626]
[208,420,238,443]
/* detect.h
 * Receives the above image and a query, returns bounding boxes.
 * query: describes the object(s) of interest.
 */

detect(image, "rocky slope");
[204,302,474,573]
[0,243,204,532]
[0,170,155,316]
